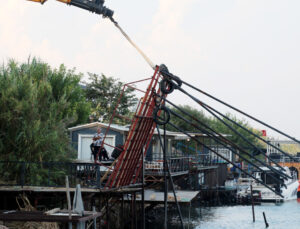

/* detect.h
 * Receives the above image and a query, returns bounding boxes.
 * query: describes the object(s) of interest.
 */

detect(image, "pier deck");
[125,189,199,204]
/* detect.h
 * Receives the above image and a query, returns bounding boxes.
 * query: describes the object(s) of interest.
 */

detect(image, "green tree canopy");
[85,73,138,124]
[0,58,91,162]
[166,105,210,132]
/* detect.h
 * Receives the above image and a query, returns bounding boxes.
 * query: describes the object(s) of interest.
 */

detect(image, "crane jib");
[27,0,114,18]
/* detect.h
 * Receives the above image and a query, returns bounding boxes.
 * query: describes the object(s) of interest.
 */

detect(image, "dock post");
[106,196,109,229]
[263,212,269,228]
[93,206,97,229]
[21,162,25,187]
[250,184,255,222]
[121,195,124,229]
[99,193,102,229]
[142,147,145,229]
[65,176,72,229]
[134,192,137,229]
[163,121,168,229]
[97,165,101,188]
[188,202,191,229]
[131,194,134,229]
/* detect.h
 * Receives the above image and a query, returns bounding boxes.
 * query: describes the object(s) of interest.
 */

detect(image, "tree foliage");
[166,105,209,132]
[0,58,91,163]
[85,73,137,124]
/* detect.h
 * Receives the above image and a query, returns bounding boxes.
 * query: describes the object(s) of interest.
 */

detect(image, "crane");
[27,0,114,18]
[22,1,300,228]
[27,0,155,69]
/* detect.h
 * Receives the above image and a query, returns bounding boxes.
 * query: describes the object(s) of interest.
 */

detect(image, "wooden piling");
[263,212,269,228]
[250,184,255,222]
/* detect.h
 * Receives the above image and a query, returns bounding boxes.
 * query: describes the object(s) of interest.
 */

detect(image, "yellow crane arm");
[27,0,70,4]
[26,0,113,18]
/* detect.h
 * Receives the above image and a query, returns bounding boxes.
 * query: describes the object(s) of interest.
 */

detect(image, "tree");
[166,105,209,132]
[85,73,138,124]
[0,58,91,163]
[208,113,258,147]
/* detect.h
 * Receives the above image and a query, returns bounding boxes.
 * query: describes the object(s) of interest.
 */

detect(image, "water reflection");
[147,201,300,229]
[197,201,300,229]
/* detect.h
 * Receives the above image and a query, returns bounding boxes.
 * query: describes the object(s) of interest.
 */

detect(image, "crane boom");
[27,0,114,18]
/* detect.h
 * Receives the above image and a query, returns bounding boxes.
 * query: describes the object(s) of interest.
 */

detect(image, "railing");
[192,153,228,166]
[145,157,191,175]
[0,161,103,189]
[145,153,228,175]
[272,156,300,163]
[168,157,190,173]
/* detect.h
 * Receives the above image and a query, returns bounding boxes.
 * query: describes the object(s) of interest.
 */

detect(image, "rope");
[109,17,156,70]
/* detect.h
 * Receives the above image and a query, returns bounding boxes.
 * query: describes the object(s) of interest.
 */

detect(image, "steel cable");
[180,79,300,146]
[154,91,290,177]
[167,108,289,184]
[153,89,290,179]
[175,85,297,162]
[109,17,155,70]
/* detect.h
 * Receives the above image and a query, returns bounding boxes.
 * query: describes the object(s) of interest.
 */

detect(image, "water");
[195,201,300,229]
[147,201,300,229]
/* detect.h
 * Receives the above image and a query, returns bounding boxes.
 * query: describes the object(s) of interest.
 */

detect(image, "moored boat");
[243,166,298,203]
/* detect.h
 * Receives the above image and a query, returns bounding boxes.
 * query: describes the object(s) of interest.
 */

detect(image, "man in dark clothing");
[100,147,110,161]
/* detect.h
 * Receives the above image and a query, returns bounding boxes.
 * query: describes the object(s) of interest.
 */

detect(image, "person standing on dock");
[92,127,104,161]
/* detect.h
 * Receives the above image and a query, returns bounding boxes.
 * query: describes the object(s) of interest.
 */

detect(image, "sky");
[1,0,300,139]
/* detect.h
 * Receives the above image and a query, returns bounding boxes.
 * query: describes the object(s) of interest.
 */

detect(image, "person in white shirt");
[92,128,104,161]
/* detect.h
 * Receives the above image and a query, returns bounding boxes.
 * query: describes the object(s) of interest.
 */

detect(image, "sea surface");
[147,200,300,229]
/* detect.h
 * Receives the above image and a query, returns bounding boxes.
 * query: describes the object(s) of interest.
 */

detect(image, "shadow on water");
[146,200,300,229]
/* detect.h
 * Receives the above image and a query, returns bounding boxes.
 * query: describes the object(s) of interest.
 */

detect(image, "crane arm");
[27,0,114,18]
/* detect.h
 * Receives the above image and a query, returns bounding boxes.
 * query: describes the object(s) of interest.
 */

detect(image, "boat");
[240,166,298,203]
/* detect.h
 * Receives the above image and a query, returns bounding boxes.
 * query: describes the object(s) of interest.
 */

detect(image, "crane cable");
[109,17,156,70]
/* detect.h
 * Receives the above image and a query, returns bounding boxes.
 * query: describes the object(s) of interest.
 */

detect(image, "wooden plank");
[45,208,60,215]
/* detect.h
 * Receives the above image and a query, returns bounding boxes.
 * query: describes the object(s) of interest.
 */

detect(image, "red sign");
[262,130,267,137]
